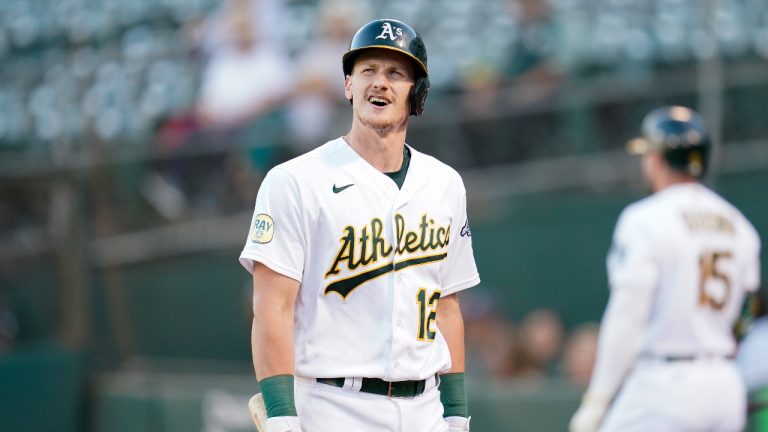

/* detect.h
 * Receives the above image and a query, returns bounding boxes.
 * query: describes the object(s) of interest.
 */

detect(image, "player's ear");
[344,75,353,102]
[644,151,661,169]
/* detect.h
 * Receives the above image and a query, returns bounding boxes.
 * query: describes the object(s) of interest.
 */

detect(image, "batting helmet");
[342,19,430,116]
[626,106,710,177]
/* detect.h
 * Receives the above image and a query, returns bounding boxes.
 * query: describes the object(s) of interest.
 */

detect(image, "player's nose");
[370,72,391,89]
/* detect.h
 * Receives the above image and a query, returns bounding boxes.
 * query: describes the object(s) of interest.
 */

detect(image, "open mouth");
[368,96,390,107]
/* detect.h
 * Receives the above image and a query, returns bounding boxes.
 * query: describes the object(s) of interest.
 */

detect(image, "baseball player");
[569,106,762,432]
[240,19,479,432]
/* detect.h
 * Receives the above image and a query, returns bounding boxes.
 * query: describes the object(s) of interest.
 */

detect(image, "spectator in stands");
[516,308,565,377]
[284,0,370,155]
[560,323,599,388]
[144,0,293,219]
[461,291,521,379]
[192,0,289,59]
[501,0,561,89]
[195,0,293,129]
[467,313,520,379]
[459,0,564,165]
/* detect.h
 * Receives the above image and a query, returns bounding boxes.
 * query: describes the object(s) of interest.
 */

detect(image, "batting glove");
[569,395,609,432]
[265,416,302,432]
[446,416,471,432]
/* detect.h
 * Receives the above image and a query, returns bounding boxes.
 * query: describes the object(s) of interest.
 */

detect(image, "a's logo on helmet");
[375,22,404,42]
[688,151,704,177]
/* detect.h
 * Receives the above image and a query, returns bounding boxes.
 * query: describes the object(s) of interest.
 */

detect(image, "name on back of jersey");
[682,212,735,234]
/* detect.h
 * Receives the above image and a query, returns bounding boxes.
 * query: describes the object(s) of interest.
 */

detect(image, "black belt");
[316,377,428,398]
[656,354,734,362]
[663,355,699,362]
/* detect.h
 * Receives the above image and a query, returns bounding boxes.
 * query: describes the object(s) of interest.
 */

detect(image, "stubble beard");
[357,107,407,135]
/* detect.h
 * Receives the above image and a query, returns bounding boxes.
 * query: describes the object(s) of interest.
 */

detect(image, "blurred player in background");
[737,288,768,431]
[738,287,768,391]
[240,19,479,432]
[570,106,762,432]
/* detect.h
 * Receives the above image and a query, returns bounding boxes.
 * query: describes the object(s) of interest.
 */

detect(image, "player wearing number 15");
[570,106,762,432]
[239,19,479,432]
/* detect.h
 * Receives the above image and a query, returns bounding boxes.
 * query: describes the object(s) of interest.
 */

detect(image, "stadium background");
[0,0,767,430]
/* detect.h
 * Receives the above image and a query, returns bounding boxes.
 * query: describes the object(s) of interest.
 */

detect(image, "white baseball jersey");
[240,137,480,381]
[608,182,761,357]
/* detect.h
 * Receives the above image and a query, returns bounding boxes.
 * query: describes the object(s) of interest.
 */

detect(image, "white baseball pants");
[600,358,746,432]
[294,375,449,432]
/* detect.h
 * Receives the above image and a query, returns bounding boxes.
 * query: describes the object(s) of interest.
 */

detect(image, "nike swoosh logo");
[333,183,354,193]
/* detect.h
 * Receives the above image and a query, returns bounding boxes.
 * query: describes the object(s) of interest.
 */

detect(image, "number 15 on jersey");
[699,250,733,310]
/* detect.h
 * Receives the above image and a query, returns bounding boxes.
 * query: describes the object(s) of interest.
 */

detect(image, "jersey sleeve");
[440,179,480,296]
[606,206,659,292]
[587,205,658,401]
[239,167,306,281]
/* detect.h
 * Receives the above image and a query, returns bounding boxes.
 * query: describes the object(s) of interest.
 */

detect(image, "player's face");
[345,50,416,132]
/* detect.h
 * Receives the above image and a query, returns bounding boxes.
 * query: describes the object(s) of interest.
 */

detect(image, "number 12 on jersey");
[417,288,441,341]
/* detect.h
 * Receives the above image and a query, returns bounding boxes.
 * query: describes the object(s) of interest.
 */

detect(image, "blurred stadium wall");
[1,0,767,431]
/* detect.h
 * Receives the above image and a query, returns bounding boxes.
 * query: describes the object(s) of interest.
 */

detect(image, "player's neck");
[652,172,697,193]
[344,126,407,173]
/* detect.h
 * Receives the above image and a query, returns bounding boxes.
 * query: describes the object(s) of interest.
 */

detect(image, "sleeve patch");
[460,219,472,237]
[251,214,275,244]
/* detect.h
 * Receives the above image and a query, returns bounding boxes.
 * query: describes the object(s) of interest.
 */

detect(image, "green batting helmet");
[626,106,710,178]
[342,19,430,116]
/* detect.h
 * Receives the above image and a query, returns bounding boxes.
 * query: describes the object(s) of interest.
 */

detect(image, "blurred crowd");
[130,0,768,220]
[139,0,365,220]
[461,290,599,387]
[460,286,768,395]
[3,0,768,227]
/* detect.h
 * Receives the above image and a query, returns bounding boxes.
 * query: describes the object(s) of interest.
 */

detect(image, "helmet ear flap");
[409,76,430,116]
